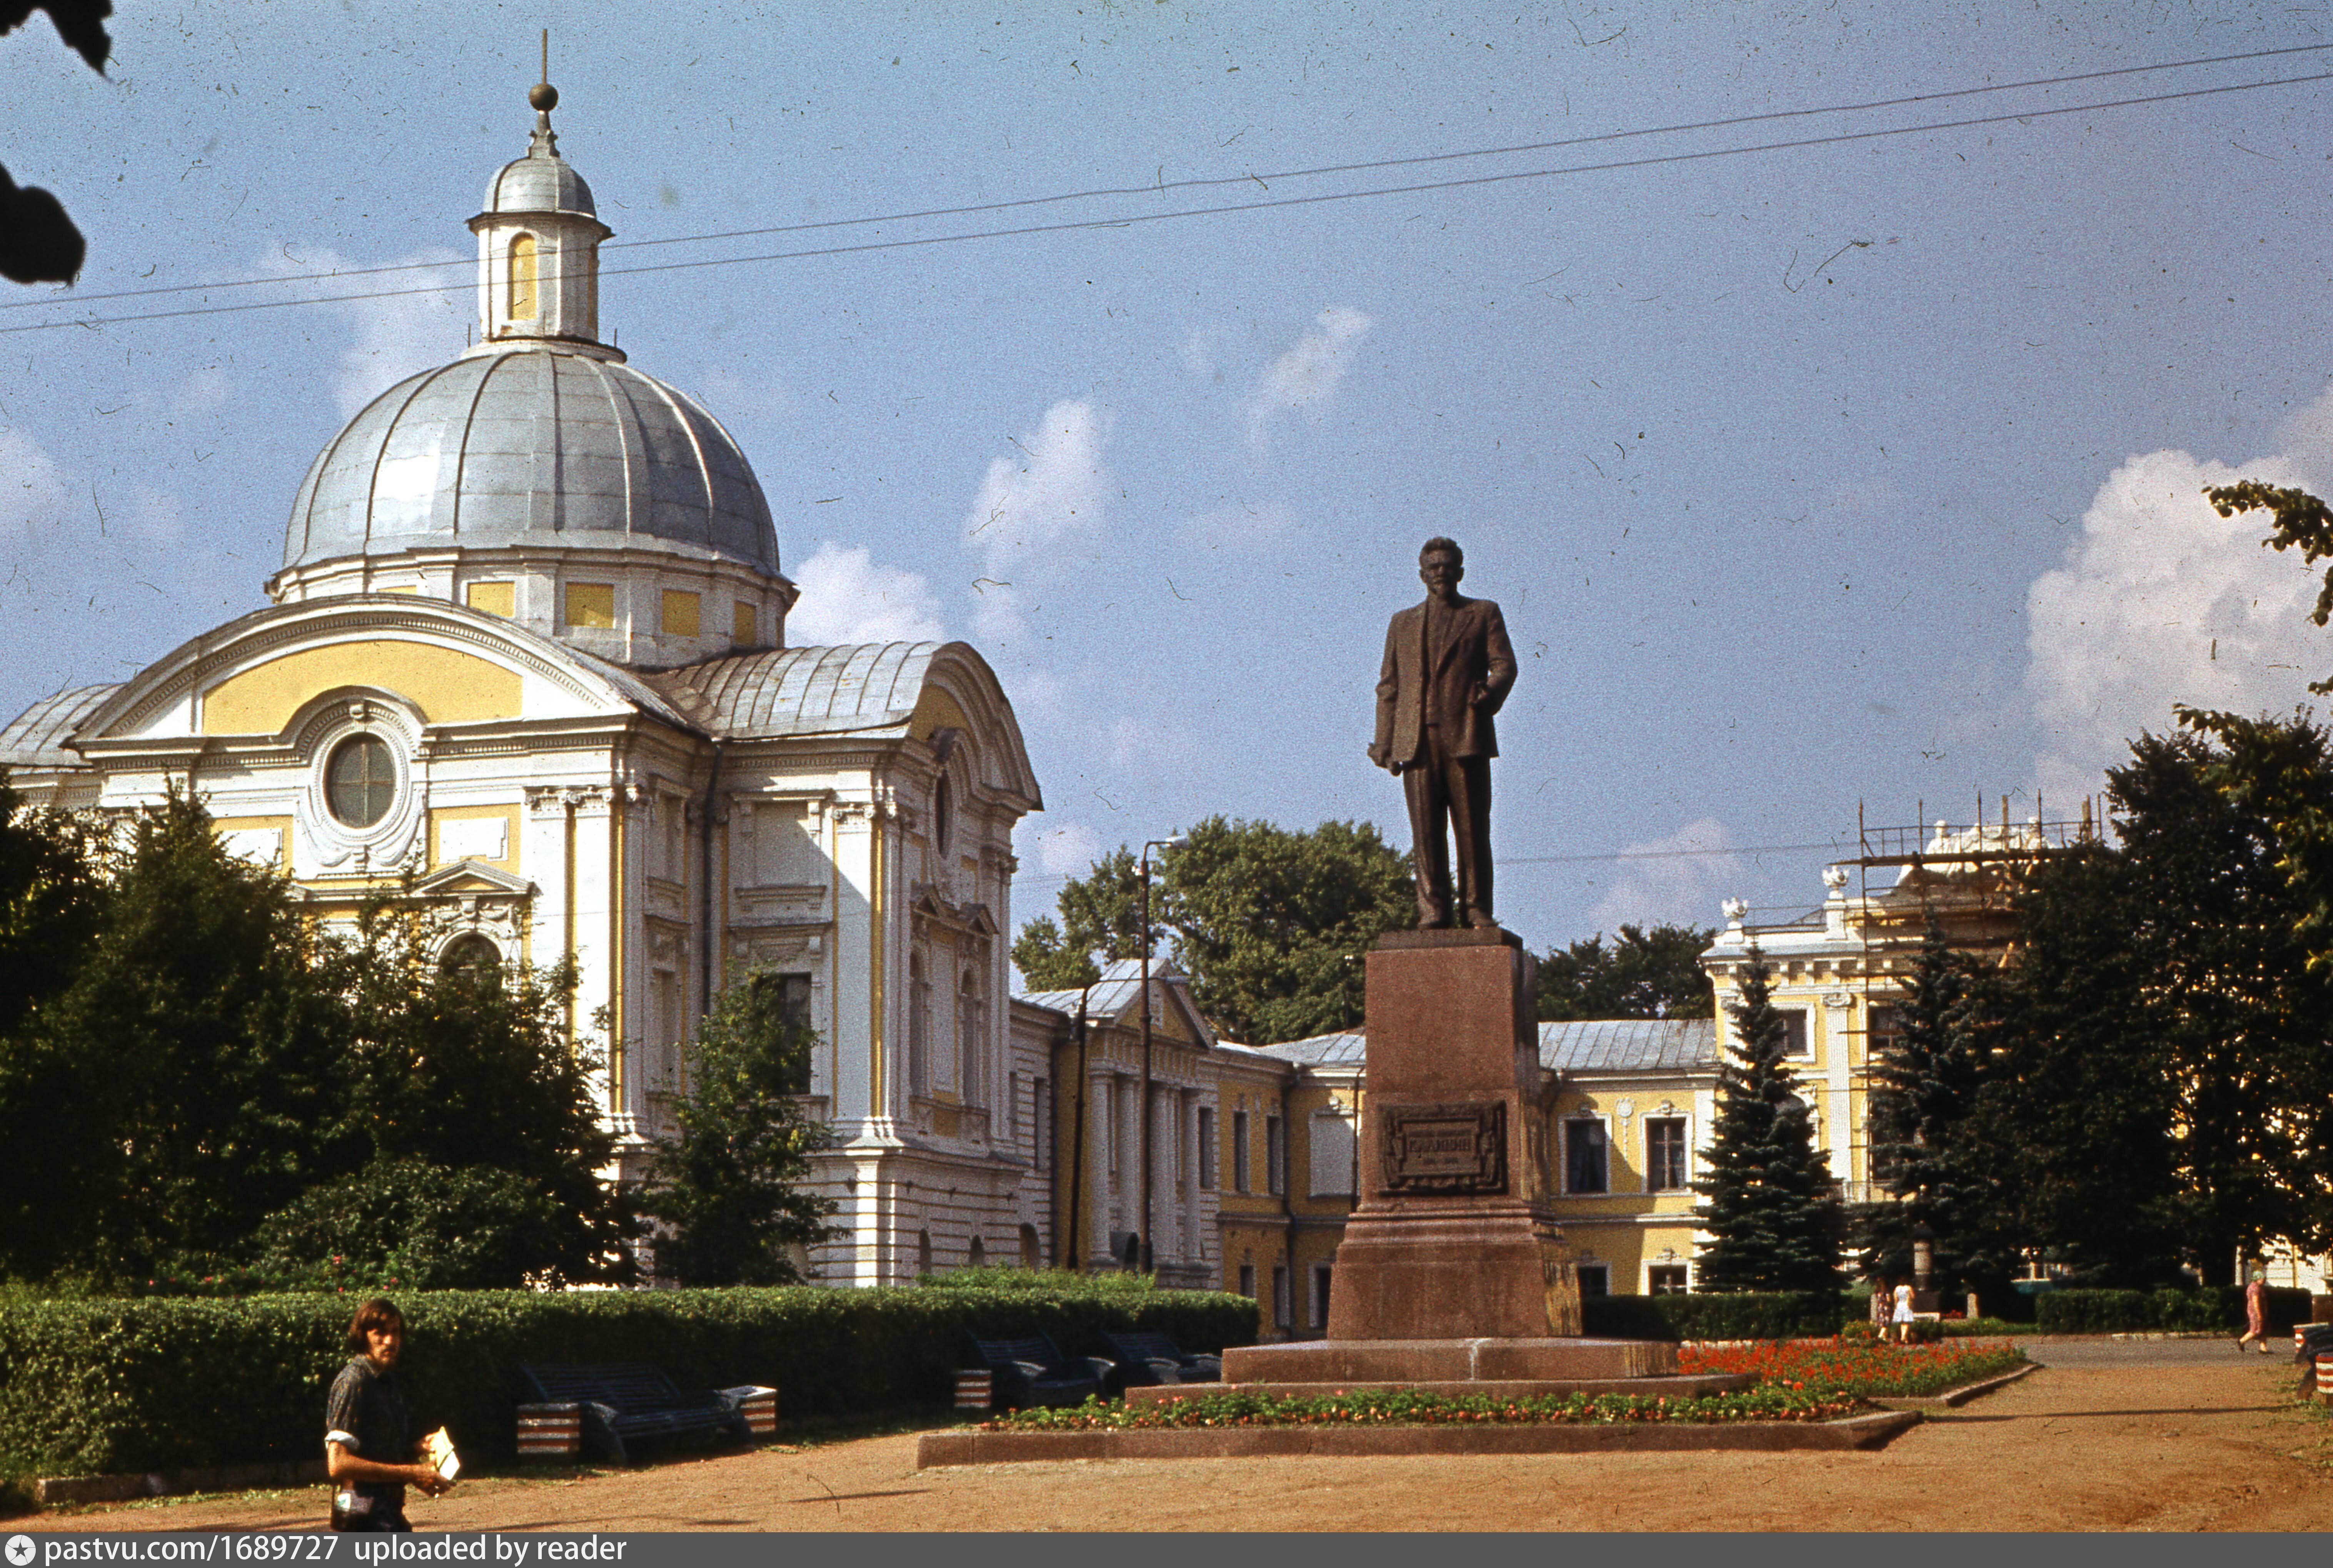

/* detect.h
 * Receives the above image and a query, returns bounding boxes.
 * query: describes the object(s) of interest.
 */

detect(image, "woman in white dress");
[1890,1278,1916,1344]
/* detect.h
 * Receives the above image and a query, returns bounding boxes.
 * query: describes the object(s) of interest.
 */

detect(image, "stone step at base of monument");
[1223,1336,1677,1386]
[1126,1371,1752,1408]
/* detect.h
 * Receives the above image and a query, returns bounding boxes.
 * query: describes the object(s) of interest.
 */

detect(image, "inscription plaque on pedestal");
[1379,1100,1507,1196]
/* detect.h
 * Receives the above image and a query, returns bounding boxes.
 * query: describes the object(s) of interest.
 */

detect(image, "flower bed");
[1679,1338,2026,1398]
[986,1385,1868,1432]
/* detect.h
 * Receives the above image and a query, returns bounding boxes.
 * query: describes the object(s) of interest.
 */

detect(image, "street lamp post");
[1137,834,1187,1274]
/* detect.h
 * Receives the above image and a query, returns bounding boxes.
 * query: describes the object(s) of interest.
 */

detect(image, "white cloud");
[1181,499,1295,551]
[2026,392,2333,804]
[1246,305,1373,449]
[785,540,946,646]
[1180,329,1215,379]
[1590,817,1746,934]
[961,399,1112,642]
[262,244,467,418]
[0,427,73,539]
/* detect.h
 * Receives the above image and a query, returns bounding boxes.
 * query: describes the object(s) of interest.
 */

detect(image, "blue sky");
[7,1,2333,966]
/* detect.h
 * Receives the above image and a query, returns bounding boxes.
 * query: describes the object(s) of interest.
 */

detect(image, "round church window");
[326,734,396,827]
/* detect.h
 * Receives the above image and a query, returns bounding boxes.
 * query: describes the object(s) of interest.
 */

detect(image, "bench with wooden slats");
[519,1362,758,1465]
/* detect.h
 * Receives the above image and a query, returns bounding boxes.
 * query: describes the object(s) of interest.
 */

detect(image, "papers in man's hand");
[423,1427,460,1483]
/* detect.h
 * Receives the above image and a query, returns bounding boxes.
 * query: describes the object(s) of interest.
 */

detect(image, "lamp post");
[1137,834,1188,1274]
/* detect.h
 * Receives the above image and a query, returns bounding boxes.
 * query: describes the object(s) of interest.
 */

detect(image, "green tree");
[1692,947,1844,1293]
[0,787,345,1280]
[1533,922,1715,1021]
[1857,917,2018,1294]
[1012,816,1412,1043]
[642,972,840,1286]
[244,1157,580,1291]
[1,1,110,284]
[315,893,633,1284]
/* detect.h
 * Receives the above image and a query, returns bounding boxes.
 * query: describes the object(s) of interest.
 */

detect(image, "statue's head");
[1418,536,1464,598]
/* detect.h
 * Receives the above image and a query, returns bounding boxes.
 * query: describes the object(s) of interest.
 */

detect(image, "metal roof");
[0,684,119,768]
[1017,956,1176,1018]
[283,347,776,575]
[1540,1017,1719,1074]
[647,642,943,740]
[1248,1030,1367,1067]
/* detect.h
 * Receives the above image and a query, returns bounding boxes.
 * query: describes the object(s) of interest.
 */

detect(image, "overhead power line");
[8,39,2326,318]
[6,66,2325,337]
[1013,837,1854,888]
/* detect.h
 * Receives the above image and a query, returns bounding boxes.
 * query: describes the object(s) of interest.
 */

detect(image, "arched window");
[1018,1223,1041,1270]
[916,1229,933,1280]
[508,233,538,320]
[967,1235,985,1268]
[440,934,501,988]
[957,969,983,1107]
[908,952,931,1098]
[325,734,395,828]
[933,772,953,856]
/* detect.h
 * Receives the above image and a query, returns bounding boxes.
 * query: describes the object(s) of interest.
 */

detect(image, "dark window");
[1565,1119,1608,1194]
[439,934,501,988]
[325,734,395,827]
[1272,1264,1291,1328]
[1780,1009,1810,1057]
[934,773,953,855]
[1311,1264,1333,1329]
[1233,1109,1251,1193]
[1266,1115,1287,1196]
[1648,1265,1690,1295]
[1238,1262,1256,1298]
[1197,1108,1217,1191]
[749,972,815,1094]
[1646,1118,1688,1192]
[1576,1263,1610,1299]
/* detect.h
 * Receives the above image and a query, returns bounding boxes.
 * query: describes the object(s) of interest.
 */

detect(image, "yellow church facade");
[0,85,1050,1289]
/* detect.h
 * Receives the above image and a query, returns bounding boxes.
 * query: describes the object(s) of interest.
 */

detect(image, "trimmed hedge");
[0,1283,1257,1480]
[1581,1291,1844,1342]
[2033,1285,2310,1335]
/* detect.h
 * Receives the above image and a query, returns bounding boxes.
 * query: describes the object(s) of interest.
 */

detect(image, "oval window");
[325,734,396,828]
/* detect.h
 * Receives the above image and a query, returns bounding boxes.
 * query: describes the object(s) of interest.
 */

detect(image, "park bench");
[519,1362,767,1465]
[959,1332,1112,1411]
[1096,1329,1222,1395]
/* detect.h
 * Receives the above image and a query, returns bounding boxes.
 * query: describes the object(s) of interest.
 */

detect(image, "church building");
[0,83,1048,1288]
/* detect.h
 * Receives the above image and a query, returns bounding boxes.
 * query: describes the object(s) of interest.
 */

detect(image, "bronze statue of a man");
[1368,537,1517,929]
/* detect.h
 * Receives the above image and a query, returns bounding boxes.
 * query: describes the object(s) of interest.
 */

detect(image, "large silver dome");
[282,347,779,574]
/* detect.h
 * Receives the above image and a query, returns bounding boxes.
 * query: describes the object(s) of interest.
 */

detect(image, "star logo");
[5,1534,35,1567]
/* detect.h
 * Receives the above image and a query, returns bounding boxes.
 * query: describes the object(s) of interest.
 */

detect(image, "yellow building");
[0,86,1051,1289]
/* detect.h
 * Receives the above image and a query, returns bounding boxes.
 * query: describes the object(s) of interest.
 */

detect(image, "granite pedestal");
[1186,928,1726,1404]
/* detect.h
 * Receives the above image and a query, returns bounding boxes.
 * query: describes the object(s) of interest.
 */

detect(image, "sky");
[7,0,2333,970]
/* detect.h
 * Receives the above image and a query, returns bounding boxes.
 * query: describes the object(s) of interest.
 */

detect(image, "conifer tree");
[1693,946,1844,1293]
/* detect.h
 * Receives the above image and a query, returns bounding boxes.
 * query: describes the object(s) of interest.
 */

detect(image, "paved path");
[18,1341,2333,1532]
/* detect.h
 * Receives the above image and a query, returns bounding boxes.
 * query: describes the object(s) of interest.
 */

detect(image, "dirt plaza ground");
[20,1339,2333,1532]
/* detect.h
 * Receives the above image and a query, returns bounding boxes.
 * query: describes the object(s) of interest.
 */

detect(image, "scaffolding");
[1835,793,2103,1203]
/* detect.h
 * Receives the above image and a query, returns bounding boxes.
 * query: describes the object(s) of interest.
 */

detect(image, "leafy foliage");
[1012,816,1413,1041]
[1581,1289,1845,1342]
[244,1160,583,1291]
[641,974,839,1286]
[1534,922,1715,1021]
[0,1,110,285]
[0,788,631,1287]
[2206,479,2333,684]
[1973,720,2333,1281]
[1692,949,1844,1294]
[0,1281,1260,1478]
[2033,1285,2310,1334]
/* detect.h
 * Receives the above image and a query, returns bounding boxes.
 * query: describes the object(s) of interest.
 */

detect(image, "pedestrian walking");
[2237,1268,2270,1354]
[1890,1277,1916,1345]
[325,1298,453,1531]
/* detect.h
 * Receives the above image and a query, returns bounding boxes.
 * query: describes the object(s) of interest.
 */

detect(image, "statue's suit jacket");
[1372,593,1517,765]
